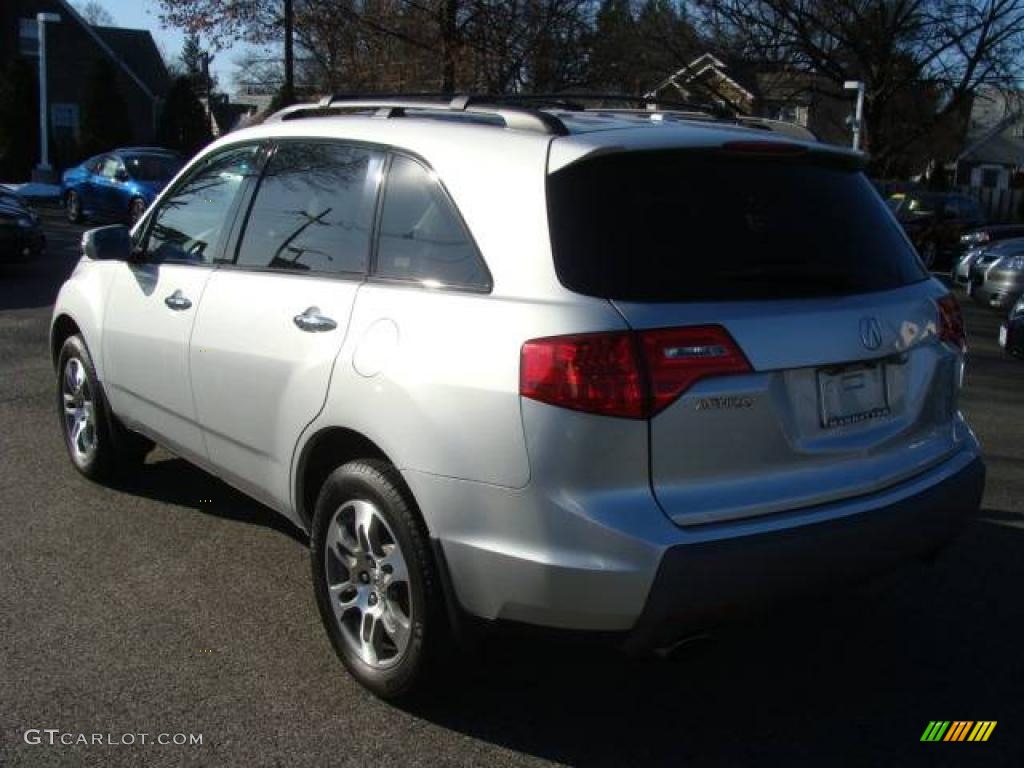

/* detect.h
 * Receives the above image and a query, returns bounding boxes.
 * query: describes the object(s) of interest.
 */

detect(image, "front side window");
[236,143,383,274]
[375,155,489,290]
[144,145,261,265]
[99,157,122,179]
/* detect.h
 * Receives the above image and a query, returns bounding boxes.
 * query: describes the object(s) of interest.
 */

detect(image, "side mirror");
[82,225,132,261]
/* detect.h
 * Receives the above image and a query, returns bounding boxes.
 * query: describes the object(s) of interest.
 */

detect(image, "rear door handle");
[293,306,337,333]
[164,290,192,311]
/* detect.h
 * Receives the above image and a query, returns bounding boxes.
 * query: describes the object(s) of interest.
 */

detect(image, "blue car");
[62,148,184,226]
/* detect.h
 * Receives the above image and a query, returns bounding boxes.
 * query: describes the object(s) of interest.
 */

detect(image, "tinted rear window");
[548,151,927,302]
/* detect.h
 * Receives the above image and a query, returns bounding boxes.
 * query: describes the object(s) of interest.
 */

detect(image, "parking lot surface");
[1,208,1022,766]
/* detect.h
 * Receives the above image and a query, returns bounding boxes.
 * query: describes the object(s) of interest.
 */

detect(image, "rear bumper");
[625,455,984,652]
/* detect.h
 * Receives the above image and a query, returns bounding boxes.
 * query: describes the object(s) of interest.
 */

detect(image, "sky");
[75,0,263,91]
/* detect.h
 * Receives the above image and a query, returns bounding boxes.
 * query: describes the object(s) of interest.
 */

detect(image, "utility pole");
[34,12,61,181]
[844,80,865,151]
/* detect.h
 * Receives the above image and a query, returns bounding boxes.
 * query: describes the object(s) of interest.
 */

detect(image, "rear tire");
[310,460,446,700]
[57,334,151,482]
[66,191,84,224]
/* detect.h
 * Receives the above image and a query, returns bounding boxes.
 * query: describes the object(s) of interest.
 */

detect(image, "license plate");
[999,325,1007,348]
[818,363,890,429]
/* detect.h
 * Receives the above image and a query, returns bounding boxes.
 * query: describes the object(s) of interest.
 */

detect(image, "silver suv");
[52,96,985,698]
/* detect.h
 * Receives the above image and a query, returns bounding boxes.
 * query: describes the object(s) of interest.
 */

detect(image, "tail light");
[936,294,967,352]
[521,326,751,419]
[638,326,752,414]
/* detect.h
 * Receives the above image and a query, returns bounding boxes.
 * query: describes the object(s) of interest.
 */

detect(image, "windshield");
[547,150,928,302]
[124,154,183,182]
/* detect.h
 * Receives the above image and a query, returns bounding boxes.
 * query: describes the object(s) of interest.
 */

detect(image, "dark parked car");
[62,148,184,226]
[1000,297,1024,358]
[887,191,985,270]
[0,188,45,264]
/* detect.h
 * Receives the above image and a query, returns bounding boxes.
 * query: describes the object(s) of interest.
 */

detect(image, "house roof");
[51,0,159,102]
[960,129,1024,166]
[94,26,170,98]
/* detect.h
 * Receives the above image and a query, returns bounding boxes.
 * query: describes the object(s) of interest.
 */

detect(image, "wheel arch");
[294,426,396,532]
[51,314,82,370]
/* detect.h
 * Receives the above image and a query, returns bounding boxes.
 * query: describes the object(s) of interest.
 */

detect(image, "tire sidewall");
[310,463,434,699]
[67,191,82,223]
[56,335,112,479]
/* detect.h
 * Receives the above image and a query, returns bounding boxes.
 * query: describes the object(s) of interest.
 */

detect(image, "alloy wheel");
[62,358,96,464]
[323,499,413,669]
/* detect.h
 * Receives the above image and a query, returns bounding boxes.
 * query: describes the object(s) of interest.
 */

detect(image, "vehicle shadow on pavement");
[401,512,1024,766]
[112,453,308,546]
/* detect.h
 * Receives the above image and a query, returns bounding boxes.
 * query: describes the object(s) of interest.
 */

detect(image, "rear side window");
[375,155,490,290]
[547,151,928,302]
[237,143,384,274]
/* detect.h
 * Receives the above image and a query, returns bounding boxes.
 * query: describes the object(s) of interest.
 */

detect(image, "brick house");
[0,0,169,171]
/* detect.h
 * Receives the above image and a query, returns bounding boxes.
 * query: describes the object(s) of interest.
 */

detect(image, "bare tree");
[74,0,116,26]
[157,0,297,102]
[290,0,595,94]
[694,0,1024,174]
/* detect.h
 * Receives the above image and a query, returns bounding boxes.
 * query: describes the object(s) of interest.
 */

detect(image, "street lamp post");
[35,12,61,180]
[844,80,865,152]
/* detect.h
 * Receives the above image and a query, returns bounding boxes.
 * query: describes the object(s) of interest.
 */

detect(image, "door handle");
[164,290,192,311]
[293,306,337,333]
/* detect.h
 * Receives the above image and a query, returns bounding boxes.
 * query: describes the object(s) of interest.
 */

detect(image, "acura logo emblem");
[859,317,883,350]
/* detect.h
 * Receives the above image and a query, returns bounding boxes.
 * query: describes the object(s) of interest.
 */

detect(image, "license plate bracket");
[817,362,890,429]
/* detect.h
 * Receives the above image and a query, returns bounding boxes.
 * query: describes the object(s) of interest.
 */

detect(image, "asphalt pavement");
[1,207,1022,767]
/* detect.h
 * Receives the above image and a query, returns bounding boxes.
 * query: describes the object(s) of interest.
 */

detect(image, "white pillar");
[844,80,865,151]
[36,13,61,173]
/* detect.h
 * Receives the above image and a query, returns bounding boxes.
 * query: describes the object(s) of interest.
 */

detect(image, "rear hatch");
[547,145,966,526]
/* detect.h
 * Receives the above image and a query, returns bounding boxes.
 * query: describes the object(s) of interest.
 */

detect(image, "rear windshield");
[547,151,927,302]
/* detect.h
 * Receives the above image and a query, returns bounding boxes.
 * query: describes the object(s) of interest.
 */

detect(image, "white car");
[52,96,985,698]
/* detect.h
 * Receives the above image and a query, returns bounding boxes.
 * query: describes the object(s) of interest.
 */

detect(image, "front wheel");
[310,460,446,700]
[57,335,151,481]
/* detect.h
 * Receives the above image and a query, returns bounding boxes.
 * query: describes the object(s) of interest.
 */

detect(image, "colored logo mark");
[921,721,997,742]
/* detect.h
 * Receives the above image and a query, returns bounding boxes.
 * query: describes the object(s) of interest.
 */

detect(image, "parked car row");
[0,187,45,265]
[950,227,1024,359]
[62,147,184,226]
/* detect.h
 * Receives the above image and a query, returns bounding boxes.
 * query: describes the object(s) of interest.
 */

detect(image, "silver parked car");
[968,238,1024,311]
[51,96,985,699]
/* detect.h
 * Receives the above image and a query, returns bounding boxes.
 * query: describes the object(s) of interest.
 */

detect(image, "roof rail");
[265,94,570,136]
